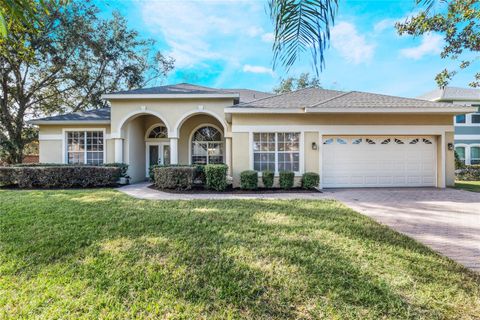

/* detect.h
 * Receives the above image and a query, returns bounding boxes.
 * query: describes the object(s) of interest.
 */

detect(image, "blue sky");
[97,0,476,97]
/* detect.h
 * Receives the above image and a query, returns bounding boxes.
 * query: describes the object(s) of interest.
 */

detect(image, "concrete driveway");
[326,188,480,272]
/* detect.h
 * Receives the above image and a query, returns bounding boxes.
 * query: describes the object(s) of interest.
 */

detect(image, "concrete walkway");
[328,188,480,272]
[117,182,329,200]
[118,183,480,271]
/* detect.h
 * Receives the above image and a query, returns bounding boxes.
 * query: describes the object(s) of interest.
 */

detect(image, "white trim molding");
[30,120,110,125]
[38,134,63,141]
[102,93,239,100]
[224,106,477,114]
[117,109,172,138]
[61,128,107,165]
[455,134,480,140]
[233,125,454,135]
[174,109,229,138]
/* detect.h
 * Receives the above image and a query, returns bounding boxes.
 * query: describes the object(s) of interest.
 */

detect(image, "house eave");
[304,107,478,114]
[29,120,111,125]
[102,93,239,100]
[224,108,305,114]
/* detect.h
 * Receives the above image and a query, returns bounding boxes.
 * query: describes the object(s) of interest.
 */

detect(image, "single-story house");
[30,83,476,188]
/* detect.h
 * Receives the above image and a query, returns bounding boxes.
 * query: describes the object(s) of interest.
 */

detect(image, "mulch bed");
[148,184,322,194]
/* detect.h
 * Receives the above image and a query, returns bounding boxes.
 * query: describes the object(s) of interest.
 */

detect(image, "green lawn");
[455,180,480,193]
[1,190,479,319]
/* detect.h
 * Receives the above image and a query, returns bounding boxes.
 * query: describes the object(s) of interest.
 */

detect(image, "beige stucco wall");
[231,113,455,188]
[38,124,111,163]
[232,113,453,126]
[109,98,233,138]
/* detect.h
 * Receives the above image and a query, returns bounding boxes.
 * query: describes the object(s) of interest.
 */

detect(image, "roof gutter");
[224,107,305,114]
[102,93,239,100]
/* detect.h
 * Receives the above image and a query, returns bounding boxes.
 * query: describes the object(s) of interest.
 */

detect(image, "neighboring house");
[418,87,480,165]
[30,83,475,188]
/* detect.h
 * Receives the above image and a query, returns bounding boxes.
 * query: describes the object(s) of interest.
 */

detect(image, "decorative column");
[225,137,232,175]
[114,138,123,163]
[170,137,178,164]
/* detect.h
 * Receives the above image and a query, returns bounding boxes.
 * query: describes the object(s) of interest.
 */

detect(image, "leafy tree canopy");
[397,0,479,87]
[273,73,321,93]
[0,0,174,163]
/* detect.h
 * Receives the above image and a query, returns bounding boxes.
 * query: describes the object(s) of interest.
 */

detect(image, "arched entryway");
[118,113,171,182]
[176,113,225,165]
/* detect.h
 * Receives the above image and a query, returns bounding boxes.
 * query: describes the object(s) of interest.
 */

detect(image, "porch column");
[170,137,178,164]
[225,137,232,175]
[114,138,123,163]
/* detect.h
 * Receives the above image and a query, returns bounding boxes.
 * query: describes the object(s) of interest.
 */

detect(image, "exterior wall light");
[312,142,318,150]
[448,143,454,151]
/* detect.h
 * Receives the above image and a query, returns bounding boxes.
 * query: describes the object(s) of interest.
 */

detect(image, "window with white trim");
[471,146,480,165]
[253,132,300,173]
[66,131,104,165]
[191,126,224,164]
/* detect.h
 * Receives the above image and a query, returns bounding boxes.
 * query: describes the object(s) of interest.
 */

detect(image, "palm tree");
[269,0,438,74]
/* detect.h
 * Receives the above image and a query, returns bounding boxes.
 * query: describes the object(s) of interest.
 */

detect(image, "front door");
[146,143,170,177]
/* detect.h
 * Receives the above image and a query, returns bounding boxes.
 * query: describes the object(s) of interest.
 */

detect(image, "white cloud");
[400,33,443,59]
[242,64,275,76]
[140,1,265,68]
[261,32,274,43]
[374,18,397,33]
[331,22,375,64]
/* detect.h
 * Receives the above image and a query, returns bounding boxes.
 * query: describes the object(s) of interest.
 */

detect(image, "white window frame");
[62,128,107,165]
[470,144,480,165]
[188,124,225,165]
[249,131,304,176]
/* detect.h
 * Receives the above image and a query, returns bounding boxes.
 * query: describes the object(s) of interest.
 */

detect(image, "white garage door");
[322,136,437,188]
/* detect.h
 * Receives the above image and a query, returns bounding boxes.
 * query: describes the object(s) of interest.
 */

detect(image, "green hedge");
[150,164,205,184]
[104,163,128,178]
[153,166,196,190]
[240,170,258,190]
[456,166,480,181]
[0,166,120,188]
[205,164,228,191]
[301,172,319,189]
[279,171,294,189]
[262,170,274,188]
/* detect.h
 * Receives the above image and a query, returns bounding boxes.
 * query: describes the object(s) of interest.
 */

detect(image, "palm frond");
[269,0,338,75]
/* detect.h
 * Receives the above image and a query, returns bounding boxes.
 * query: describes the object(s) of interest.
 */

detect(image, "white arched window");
[191,126,223,164]
[147,125,168,139]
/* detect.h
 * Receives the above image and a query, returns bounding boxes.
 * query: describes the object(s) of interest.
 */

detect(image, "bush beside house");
[205,164,228,191]
[240,170,258,190]
[456,165,480,181]
[302,172,319,189]
[279,171,295,190]
[262,170,274,188]
[0,166,120,188]
[153,166,196,190]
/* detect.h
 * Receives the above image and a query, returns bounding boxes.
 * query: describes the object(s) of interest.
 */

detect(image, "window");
[336,138,347,144]
[191,126,223,164]
[455,146,466,164]
[323,138,334,145]
[148,125,168,138]
[395,138,404,144]
[422,138,432,144]
[471,147,480,165]
[66,131,104,165]
[455,114,466,124]
[381,138,391,144]
[410,138,419,144]
[253,132,300,173]
[352,138,362,145]
[366,139,376,145]
[472,114,480,124]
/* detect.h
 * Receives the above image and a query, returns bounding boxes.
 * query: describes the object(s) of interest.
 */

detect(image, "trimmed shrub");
[0,166,120,188]
[240,170,258,190]
[279,171,295,189]
[104,163,129,178]
[204,164,228,191]
[302,172,320,189]
[262,170,274,188]
[456,166,480,181]
[154,166,196,190]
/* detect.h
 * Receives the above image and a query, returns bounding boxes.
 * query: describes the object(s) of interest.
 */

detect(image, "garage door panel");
[322,136,436,188]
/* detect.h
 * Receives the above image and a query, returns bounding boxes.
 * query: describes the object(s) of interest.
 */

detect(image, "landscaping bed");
[148,184,322,194]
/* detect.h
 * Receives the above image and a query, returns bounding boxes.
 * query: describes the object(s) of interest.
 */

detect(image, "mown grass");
[0,189,479,319]
[455,180,480,193]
